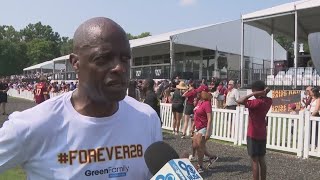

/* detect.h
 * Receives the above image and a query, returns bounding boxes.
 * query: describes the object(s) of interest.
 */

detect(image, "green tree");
[0,40,27,76]
[26,39,56,65]
[127,32,151,40]
[60,37,73,55]
[20,22,61,59]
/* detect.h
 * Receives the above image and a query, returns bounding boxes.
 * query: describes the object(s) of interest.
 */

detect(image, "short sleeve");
[204,101,212,113]
[245,99,261,109]
[184,90,197,97]
[234,90,240,101]
[0,114,28,173]
[150,111,163,143]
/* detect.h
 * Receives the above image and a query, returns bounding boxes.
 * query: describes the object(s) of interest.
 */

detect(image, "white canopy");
[242,0,320,41]
[23,55,70,71]
[52,54,70,63]
[131,20,287,61]
[130,24,216,48]
[23,60,53,71]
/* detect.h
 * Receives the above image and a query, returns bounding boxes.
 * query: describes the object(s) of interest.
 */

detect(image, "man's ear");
[69,53,80,73]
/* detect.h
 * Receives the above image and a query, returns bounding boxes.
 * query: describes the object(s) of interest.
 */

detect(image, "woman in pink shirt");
[193,85,218,173]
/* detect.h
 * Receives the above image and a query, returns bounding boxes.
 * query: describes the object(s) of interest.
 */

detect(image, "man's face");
[141,80,148,91]
[75,29,131,103]
[306,87,312,96]
[228,83,234,89]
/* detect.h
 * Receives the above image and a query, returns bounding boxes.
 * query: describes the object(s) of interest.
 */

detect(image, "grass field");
[0,167,26,180]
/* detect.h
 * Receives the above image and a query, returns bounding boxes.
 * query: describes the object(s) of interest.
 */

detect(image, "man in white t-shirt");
[225,80,240,110]
[0,17,162,180]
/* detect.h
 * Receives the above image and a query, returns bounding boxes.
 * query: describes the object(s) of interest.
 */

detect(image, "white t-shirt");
[0,91,162,180]
[225,88,240,106]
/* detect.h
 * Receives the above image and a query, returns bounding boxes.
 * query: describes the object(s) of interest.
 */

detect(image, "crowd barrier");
[7,89,320,159]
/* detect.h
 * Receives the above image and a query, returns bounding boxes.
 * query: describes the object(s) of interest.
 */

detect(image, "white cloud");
[179,0,197,6]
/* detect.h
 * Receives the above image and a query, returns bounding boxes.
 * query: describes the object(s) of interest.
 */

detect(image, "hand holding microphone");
[144,141,203,180]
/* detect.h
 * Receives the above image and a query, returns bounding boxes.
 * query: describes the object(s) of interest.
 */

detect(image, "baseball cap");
[196,85,209,93]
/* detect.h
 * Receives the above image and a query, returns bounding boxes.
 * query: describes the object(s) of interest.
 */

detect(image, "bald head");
[73,17,127,53]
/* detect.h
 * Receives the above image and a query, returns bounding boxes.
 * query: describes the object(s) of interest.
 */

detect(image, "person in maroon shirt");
[34,77,50,104]
[236,80,272,180]
[192,85,218,173]
[181,81,197,138]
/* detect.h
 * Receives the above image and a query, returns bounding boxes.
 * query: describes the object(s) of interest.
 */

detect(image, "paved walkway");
[1,97,320,179]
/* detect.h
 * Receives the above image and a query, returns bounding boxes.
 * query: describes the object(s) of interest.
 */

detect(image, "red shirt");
[246,97,272,140]
[194,100,212,130]
[184,89,197,105]
[34,82,48,104]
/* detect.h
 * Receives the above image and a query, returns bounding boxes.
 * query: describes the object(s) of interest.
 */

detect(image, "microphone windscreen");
[144,141,179,175]
[308,32,320,75]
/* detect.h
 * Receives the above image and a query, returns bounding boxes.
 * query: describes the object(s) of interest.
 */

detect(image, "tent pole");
[170,37,175,79]
[53,61,56,80]
[65,60,67,80]
[294,10,298,89]
[271,34,274,75]
[271,19,274,76]
[130,48,133,79]
[240,19,244,88]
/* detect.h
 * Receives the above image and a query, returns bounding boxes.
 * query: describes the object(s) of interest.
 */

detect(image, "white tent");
[23,55,70,72]
[130,20,287,78]
[241,0,320,87]
[23,60,53,71]
[243,0,320,40]
[130,20,286,60]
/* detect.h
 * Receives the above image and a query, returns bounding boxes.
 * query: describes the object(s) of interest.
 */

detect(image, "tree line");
[0,22,151,76]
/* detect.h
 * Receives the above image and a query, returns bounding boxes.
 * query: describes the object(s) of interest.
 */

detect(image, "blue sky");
[0,0,295,38]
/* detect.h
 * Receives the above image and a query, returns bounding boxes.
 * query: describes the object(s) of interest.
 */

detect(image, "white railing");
[7,89,64,102]
[7,88,320,159]
[160,103,319,159]
[304,113,320,158]
[239,110,304,157]
[160,103,193,136]
[211,108,238,144]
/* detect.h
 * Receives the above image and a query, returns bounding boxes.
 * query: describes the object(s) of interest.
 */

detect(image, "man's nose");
[110,58,127,73]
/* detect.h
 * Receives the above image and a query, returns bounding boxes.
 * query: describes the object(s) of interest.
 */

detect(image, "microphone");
[144,141,203,180]
[308,32,320,75]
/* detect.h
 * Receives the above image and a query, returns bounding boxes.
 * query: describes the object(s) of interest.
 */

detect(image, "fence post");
[238,106,245,146]
[234,106,240,145]
[303,110,310,159]
[297,110,304,158]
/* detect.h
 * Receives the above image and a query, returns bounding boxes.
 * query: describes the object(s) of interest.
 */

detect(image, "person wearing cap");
[171,81,187,135]
[225,80,240,110]
[34,76,50,104]
[192,85,218,173]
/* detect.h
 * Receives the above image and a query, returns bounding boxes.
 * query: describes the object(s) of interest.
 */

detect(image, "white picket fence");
[7,89,64,101]
[7,89,320,159]
[161,102,320,159]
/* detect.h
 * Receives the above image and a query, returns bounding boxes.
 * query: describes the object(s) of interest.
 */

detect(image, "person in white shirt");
[0,17,162,180]
[224,80,240,110]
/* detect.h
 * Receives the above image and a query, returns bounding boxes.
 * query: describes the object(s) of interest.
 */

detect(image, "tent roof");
[242,0,320,41]
[23,54,70,71]
[129,22,230,48]
[131,20,287,61]
[23,60,53,71]
[243,0,314,20]
[52,54,70,63]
